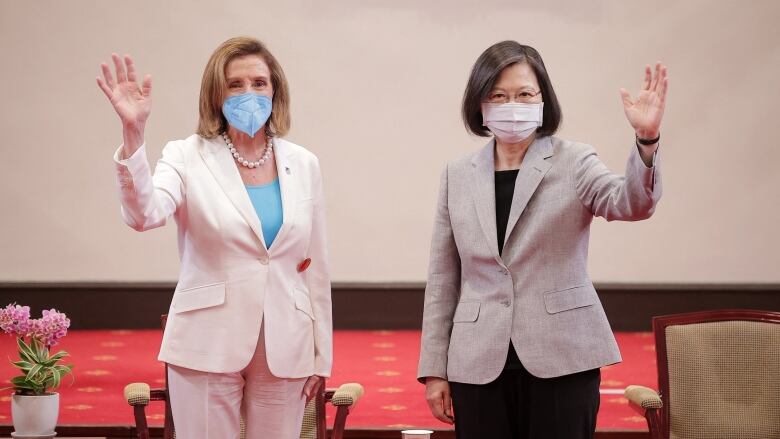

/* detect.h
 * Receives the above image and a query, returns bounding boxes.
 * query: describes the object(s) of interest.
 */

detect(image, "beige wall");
[1,0,778,283]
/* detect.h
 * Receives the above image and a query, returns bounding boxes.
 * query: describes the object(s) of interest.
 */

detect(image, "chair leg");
[133,405,150,439]
[316,380,327,439]
[645,408,663,439]
[164,396,175,439]
[330,406,349,439]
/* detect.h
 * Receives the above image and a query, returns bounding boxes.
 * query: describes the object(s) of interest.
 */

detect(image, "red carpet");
[0,330,656,431]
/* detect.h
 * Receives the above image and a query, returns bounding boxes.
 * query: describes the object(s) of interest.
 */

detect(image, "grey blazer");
[417,136,661,385]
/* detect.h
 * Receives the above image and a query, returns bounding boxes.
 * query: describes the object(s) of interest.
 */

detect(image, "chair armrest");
[329,383,364,407]
[124,382,151,406]
[624,385,664,439]
[624,385,662,410]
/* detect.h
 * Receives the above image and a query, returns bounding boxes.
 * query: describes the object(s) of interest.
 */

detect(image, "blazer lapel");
[471,140,504,266]
[503,136,553,247]
[269,138,298,251]
[199,137,270,253]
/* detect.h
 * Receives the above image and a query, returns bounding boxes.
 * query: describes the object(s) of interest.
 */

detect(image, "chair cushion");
[666,320,780,439]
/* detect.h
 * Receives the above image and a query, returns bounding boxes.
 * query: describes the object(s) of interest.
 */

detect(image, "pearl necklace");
[222,132,273,169]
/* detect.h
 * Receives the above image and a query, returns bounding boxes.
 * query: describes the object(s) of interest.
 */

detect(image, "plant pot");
[11,393,59,436]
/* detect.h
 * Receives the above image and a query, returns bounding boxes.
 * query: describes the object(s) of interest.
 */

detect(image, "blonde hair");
[197,37,291,138]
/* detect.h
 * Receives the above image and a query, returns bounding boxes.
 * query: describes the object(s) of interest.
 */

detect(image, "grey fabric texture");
[418,136,662,384]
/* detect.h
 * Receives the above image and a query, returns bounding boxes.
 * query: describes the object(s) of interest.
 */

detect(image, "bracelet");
[636,133,660,145]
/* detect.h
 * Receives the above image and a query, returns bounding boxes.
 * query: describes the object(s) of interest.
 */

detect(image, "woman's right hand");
[425,377,454,424]
[96,53,152,157]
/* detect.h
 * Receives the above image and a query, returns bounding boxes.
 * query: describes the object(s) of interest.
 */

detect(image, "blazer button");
[501,300,511,307]
[259,257,269,265]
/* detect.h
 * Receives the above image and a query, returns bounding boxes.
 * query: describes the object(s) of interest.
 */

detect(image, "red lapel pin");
[297,258,312,273]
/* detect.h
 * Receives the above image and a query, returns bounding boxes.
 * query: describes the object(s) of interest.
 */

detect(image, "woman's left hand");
[620,62,669,139]
[303,375,323,402]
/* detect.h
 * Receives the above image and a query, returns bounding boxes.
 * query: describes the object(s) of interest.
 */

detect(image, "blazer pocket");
[544,284,597,314]
[452,301,481,323]
[293,288,315,320]
[172,282,226,313]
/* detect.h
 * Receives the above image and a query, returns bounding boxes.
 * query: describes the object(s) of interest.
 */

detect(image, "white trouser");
[167,326,308,439]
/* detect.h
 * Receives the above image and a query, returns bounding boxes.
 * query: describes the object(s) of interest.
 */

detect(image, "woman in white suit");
[97,37,332,438]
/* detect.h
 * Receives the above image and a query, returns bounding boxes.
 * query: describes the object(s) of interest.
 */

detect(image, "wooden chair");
[624,309,780,439]
[123,315,363,439]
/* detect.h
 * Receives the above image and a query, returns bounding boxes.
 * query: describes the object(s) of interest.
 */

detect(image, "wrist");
[123,123,145,137]
[122,126,145,157]
[635,127,658,137]
[636,132,660,146]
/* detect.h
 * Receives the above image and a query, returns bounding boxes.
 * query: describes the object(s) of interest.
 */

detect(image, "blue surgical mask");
[222,93,272,137]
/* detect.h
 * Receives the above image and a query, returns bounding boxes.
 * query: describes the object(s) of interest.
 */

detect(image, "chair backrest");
[653,309,780,439]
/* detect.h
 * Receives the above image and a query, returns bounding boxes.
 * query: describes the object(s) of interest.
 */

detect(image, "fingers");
[426,389,454,424]
[650,63,668,106]
[302,376,320,402]
[303,383,314,401]
[428,399,453,424]
[649,62,661,91]
[659,76,668,103]
[125,55,137,83]
[642,65,651,91]
[112,53,127,83]
[619,88,633,108]
[96,77,113,100]
[100,62,115,89]
[141,74,153,97]
[442,390,454,420]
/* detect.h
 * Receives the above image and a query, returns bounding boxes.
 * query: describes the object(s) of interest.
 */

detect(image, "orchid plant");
[1,304,74,395]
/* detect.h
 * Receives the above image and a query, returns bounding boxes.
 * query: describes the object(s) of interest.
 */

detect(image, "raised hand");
[96,54,152,156]
[620,63,668,140]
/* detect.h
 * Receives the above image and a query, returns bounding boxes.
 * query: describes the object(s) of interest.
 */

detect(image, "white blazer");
[113,134,332,378]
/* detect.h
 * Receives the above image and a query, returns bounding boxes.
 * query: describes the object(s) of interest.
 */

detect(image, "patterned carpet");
[0,330,656,431]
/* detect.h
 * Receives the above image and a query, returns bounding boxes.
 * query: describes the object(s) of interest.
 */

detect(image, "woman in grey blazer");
[417,41,667,438]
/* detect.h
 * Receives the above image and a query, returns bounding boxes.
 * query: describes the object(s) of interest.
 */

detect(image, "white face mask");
[481,102,544,143]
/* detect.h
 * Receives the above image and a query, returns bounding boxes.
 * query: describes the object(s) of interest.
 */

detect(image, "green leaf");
[49,351,68,361]
[41,350,69,367]
[50,367,61,390]
[11,360,34,371]
[10,376,36,391]
[11,376,32,386]
[16,337,31,354]
[55,364,73,374]
[26,364,43,382]
[16,339,36,364]
[10,375,45,395]
[31,338,47,362]
[30,374,46,387]
[18,350,35,365]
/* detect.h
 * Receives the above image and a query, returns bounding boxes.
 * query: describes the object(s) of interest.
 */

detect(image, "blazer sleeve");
[113,142,185,231]
[417,165,461,383]
[307,158,333,377]
[574,143,662,221]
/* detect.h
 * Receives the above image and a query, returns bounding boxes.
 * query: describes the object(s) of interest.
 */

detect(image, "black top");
[495,169,520,256]
[495,169,523,370]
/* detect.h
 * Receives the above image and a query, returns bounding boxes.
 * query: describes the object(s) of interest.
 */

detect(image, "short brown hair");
[197,37,291,138]
[462,41,562,137]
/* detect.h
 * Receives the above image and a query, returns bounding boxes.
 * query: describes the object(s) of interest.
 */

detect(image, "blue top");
[245,178,283,249]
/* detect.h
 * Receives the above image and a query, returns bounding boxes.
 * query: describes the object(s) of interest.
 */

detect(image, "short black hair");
[462,41,562,137]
